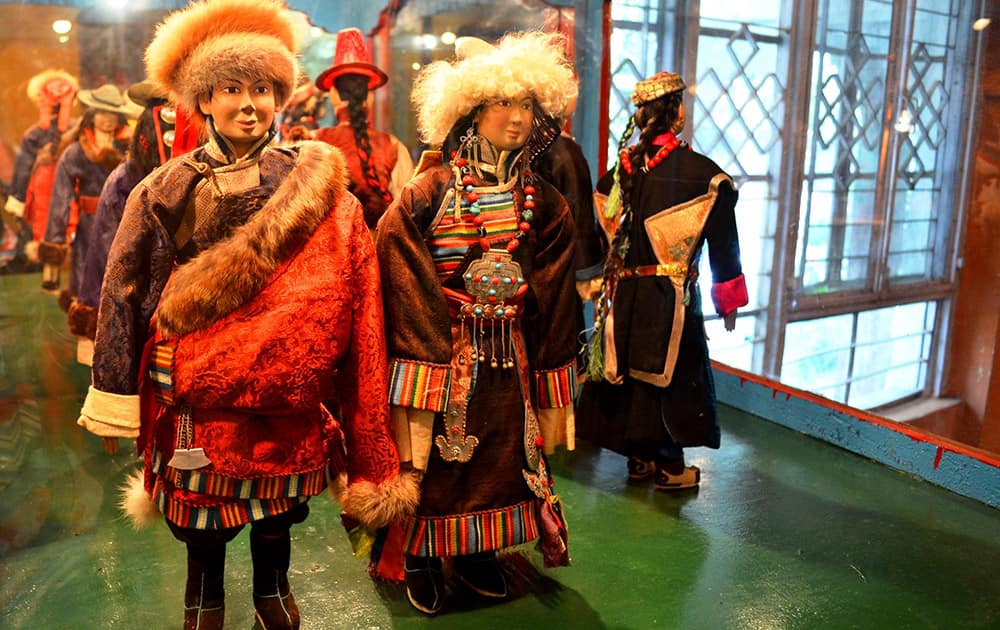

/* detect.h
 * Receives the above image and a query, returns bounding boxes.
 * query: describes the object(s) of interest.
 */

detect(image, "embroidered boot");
[453,551,508,598]
[627,456,656,481]
[404,554,444,615]
[251,528,300,630]
[654,462,700,491]
[183,543,226,630]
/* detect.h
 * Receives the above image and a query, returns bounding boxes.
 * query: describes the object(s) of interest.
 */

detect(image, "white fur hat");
[411,31,578,147]
[144,0,298,121]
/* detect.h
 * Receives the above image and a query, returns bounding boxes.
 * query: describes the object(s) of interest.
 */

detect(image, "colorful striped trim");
[534,363,577,408]
[404,499,540,557]
[150,449,326,499]
[428,191,519,277]
[150,341,175,405]
[152,476,310,529]
[388,359,452,412]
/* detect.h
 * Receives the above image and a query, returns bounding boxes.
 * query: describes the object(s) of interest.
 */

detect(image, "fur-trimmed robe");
[41,128,128,298]
[78,139,417,530]
[69,162,139,340]
[371,151,575,577]
[8,119,77,242]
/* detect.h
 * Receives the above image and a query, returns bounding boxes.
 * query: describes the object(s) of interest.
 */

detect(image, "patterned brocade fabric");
[533,363,577,408]
[388,359,452,412]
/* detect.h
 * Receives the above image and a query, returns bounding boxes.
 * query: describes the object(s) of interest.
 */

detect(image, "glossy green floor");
[2,270,1000,629]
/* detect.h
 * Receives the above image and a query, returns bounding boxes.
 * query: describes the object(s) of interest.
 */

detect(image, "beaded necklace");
[452,154,536,252]
[450,151,536,368]
[619,131,682,175]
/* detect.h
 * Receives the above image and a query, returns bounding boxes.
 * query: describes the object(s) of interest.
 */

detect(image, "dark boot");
[251,528,299,630]
[404,554,444,615]
[183,543,225,630]
[453,551,507,598]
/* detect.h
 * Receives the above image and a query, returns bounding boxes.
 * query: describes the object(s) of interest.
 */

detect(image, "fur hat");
[144,0,298,122]
[27,69,77,104]
[411,31,578,147]
[27,69,78,131]
[315,27,387,92]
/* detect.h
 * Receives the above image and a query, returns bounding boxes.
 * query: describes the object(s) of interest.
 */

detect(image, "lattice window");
[692,23,785,184]
[799,18,891,292]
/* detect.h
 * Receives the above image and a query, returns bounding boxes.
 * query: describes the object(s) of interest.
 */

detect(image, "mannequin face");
[93,111,119,134]
[198,78,276,157]
[475,93,534,152]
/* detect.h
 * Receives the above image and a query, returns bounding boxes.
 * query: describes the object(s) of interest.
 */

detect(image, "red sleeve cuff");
[711,274,749,316]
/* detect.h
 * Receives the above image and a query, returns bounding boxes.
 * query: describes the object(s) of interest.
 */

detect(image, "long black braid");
[126,98,169,181]
[333,74,392,205]
[619,91,682,202]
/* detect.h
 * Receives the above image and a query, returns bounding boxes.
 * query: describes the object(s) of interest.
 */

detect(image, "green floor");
[2,271,999,629]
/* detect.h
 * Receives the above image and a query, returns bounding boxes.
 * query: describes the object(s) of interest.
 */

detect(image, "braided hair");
[588,90,685,381]
[333,74,392,205]
[619,91,682,201]
[126,98,169,181]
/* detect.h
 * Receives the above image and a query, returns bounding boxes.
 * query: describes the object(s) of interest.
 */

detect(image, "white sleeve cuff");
[77,386,141,438]
[5,196,25,218]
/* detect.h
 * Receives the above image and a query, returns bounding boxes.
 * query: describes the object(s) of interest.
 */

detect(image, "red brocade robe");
[78,140,416,530]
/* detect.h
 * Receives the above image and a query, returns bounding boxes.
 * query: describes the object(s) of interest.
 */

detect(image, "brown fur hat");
[144,0,298,122]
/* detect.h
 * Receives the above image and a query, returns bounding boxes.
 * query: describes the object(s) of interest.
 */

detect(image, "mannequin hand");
[102,437,119,455]
[724,311,738,331]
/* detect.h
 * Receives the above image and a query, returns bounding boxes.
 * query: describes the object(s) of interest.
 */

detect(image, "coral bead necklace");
[619,131,682,175]
[452,154,535,252]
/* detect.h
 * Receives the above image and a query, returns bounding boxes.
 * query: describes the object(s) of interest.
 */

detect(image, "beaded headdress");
[631,71,685,105]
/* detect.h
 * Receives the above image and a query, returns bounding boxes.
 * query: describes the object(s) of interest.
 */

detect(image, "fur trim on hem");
[155,141,348,338]
[57,289,72,313]
[340,471,421,530]
[325,471,349,504]
[37,241,68,266]
[119,469,161,529]
[67,299,98,338]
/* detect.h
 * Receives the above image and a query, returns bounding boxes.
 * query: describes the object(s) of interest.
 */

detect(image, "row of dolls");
[27,0,747,626]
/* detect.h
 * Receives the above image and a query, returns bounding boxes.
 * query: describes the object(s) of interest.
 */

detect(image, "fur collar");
[156,141,348,338]
[80,128,127,172]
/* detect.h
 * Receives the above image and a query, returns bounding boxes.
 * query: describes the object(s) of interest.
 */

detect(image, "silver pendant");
[168,447,211,470]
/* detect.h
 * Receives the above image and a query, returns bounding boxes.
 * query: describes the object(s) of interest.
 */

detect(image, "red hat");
[315,28,388,92]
